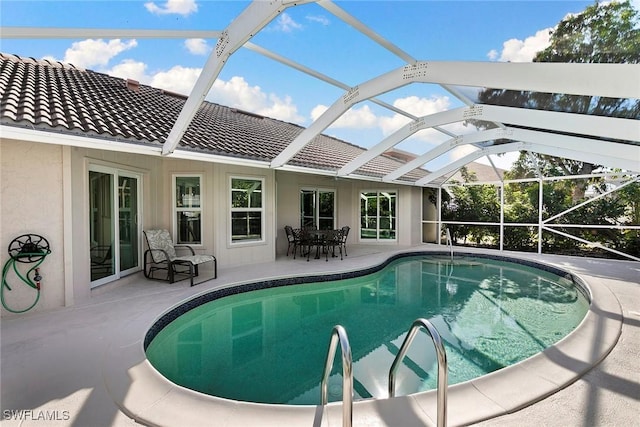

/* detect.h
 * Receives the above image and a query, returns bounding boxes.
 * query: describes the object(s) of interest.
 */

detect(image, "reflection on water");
[146,256,589,405]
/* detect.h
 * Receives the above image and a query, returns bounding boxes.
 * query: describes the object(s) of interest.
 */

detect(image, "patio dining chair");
[143,229,217,287]
[284,225,301,258]
[340,225,351,257]
[323,229,344,261]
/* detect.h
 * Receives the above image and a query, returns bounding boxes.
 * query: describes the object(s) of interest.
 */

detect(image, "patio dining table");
[302,228,340,260]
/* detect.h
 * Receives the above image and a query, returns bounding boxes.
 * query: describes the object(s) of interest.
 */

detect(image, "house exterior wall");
[1,139,66,316]
[275,171,423,255]
[1,138,423,317]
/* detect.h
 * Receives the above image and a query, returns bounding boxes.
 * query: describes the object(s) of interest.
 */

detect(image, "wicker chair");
[143,229,216,286]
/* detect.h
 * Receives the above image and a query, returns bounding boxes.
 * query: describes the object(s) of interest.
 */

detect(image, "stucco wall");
[1,138,423,316]
[275,171,423,255]
[1,139,65,316]
[69,147,164,301]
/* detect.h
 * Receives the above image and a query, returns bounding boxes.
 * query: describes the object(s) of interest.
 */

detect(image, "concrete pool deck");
[1,244,638,426]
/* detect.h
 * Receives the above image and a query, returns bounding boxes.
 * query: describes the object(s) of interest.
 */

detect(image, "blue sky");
[2,0,634,170]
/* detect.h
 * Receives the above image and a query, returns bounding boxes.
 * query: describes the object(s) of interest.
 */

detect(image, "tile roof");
[0,53,428,182]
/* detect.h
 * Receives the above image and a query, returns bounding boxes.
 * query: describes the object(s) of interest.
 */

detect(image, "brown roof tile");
[0,53,428,181]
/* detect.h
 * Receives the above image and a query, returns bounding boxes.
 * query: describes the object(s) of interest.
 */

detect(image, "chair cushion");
[145,229,177,261]
[174,255,215,265]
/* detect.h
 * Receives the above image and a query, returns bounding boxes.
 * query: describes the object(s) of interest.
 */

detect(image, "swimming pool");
[144,253,589,405]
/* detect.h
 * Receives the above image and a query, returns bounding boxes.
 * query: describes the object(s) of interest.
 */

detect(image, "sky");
[2,0,637,171]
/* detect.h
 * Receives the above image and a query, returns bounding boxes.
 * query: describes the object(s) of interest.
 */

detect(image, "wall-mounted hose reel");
[1,234,51,313]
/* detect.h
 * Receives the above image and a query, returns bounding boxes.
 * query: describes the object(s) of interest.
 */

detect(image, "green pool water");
[146,255,589,405]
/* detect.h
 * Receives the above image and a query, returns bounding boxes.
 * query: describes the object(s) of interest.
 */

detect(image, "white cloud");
[486,49,499,61]
[310,95,452,143]
[379,95,451,136]
[489,28,552,62]
[184,38,210,55]
[450,144,479,162]
[107,59,149,82]
[311,104,378,129]
[306,15,330,26]
[273,13,303,33]
[151,65,202,95]
[145,0,197,16]
[258,94,304,124]
[50,39,137,69]
[210,76,304,123]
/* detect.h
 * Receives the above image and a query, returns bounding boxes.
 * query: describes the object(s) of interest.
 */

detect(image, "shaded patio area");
[1,244,638,426]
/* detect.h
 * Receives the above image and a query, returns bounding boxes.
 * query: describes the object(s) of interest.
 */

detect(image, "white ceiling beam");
[388,126,638,184]
[338,107,472,176]
[382,128,509,181]
[243,42,418,121]
[162,0,313,156]
[420,61,639,99]
[0,27,223,39]
[441,83,506,130]
[480,104,639,142]
[271,61,638,168]
[245,42,456,135]
[271,66,410,167]
[317,0,416,64]
[417,139,639,185]
[417,143,527,185]
[510,128,639,164]
[344,104,637,181]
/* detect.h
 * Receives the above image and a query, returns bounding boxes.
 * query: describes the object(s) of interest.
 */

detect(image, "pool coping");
[102,251,623,427]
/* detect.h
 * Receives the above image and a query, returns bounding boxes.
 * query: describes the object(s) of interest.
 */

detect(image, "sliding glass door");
[300,188,335,230]
[89,166,141,287]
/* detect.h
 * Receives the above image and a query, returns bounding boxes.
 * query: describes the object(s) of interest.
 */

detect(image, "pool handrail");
[389,318,448,427]
[446,228,453,262]
[320,324,353,427]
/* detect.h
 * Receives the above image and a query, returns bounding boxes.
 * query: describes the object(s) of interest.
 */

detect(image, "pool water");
[146,255,589,405]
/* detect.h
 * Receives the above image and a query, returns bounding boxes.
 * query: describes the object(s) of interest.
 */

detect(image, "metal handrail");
[321,325,353,427]
[445,228,453,262]
[389,318,448,427]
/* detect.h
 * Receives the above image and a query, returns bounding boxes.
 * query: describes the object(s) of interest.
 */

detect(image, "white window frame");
[360,189,398,241]
[229,176,265,245]
[173,174,203,246]
[300,187,336,230]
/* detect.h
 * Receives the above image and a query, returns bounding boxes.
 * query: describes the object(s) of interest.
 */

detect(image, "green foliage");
[442,168,500,246]
[439,1,640,259]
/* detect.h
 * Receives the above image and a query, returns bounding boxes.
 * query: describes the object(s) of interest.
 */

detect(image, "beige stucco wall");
[1,137,424,316]
[69,146,164,302]
[1,139,66,316]
[275,171,423,255]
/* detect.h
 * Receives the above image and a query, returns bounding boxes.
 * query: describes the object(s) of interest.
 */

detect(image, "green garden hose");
[1,234,51,314]
[1,253,49,313]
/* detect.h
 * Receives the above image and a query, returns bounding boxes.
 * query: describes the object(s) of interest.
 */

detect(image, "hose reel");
[2,234,51,313]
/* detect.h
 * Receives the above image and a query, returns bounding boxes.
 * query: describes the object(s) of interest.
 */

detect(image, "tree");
[477,1,640,200]
[442,168,500,247]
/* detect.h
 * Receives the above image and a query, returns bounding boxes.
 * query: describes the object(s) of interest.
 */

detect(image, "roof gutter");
[0,125,163,156]
[1,125,425,186]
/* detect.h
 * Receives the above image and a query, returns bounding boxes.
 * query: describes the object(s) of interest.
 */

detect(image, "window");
[300,188,335,230]
[174,175,202,245]
[361,191,397,240]
[231,177,264,243]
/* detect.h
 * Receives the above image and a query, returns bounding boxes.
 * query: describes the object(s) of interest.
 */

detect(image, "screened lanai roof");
[2,0,639,186]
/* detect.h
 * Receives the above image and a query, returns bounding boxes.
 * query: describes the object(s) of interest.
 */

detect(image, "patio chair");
[90,245,113,275]
[284,225,301,258]
[340,226,351,256]
[143,229,216,287]
[324,229,344,261]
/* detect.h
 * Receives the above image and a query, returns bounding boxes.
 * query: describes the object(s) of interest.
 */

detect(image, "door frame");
[88,164,143,288]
